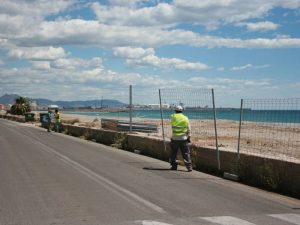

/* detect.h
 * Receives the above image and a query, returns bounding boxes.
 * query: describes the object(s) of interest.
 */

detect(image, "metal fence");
[158,88,217,142]
[62,86,300,166]
[159,88,220,168]
[97,86,219,147]
[130,86,162,135]
[237,98,300,163]
[75,85,162,136]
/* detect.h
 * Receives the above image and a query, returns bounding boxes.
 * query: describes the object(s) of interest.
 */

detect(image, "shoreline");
[59,112,300,161]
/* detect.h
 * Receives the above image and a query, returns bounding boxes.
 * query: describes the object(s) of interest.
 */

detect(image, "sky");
[0,0,300,107]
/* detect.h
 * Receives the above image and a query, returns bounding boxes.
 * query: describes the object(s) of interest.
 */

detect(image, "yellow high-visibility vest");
[55,112,61,123]
[171,113,189,137]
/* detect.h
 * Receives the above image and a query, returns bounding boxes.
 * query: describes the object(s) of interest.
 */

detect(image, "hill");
[0,94,126,108]
[0,94,20,105]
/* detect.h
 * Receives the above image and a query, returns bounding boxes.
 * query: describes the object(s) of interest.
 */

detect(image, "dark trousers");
[55,122,61,132]
[170,139,192,169]
[47,121,51,132]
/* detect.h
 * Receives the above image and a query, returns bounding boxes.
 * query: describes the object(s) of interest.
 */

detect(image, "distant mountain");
[34,98,126,108]
[0,94,20,105]
[0,94,126,108]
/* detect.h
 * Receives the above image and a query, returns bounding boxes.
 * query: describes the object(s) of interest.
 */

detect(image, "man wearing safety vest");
[170,105,192,172]
[54,109,61,132]
[46,109,52,132]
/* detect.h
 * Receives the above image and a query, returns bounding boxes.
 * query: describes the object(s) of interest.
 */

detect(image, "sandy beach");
[1,111,298,163]
[59,112,300,162]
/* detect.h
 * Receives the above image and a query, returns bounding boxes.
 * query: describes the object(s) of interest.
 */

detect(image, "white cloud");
[92,0,300,28]
[108,0,158,7]
[114,47,210,71]
[113,47,154,58]
[231,64,253,71]
[0,1,299,51]
[127,56,210,71]
[0,55,178,100]
[108,0,145,7]
[255,64,270,69]
[7,47,103,72]
[92,2,176,27]
[1,0,75,17]
[0,60,297,106]
[236,21,279,32]
[31,61,51,70]
[0,0,299,105]
[0,0,76,38]
[6,19,300,49]
[0,38,9,48]
[50,57,103,70]
[230,64,270,71]
[8,47,66,61]
[187,76,275,93]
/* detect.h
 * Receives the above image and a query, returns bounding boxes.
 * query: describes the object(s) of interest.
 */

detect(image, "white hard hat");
[175,105,183,112]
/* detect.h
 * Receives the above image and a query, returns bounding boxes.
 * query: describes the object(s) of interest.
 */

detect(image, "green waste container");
[24,112,35,122]
[39,112,50,128]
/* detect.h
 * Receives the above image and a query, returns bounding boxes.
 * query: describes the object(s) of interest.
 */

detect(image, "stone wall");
[0,114,25,122]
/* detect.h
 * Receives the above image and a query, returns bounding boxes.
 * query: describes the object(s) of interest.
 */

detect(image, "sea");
[63,109,300,124]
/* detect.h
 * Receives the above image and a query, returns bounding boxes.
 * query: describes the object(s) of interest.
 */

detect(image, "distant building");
[0,104,6,110]
[147,104,170,109]
[48,105,59,110]
[30,101,38,110]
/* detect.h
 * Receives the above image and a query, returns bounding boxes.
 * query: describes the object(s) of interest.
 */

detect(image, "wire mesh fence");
[159,88,218,148]
[213,109,241,153]
[62,86,130,128]
[62,86,162,135]
[130,86,161,136]
[60,85,300,165]
[238,98,300,163]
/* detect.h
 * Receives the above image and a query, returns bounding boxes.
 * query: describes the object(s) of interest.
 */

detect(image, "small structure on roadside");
[0,104,6,111]
[48,105,59,110]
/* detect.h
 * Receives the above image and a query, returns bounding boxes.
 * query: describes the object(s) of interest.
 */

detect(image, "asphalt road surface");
[0,118,299,225]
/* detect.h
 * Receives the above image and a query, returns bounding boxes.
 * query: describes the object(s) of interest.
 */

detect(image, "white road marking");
[28,136,165,214]
[269,213,300,225]
[201,216,256,225]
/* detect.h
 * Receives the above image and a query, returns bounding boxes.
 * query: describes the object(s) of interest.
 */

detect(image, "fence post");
[129,85,133,133]
[212,89,220,170]
[159,89,167,152]
[237,99,244,161]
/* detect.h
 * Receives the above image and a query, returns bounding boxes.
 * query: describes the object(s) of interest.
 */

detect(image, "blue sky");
[0,0,300,107]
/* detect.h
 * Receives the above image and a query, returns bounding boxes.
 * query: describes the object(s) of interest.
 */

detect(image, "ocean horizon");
[62,109,300,124]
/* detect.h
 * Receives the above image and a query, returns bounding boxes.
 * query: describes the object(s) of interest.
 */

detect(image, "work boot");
[187,168,192,172]
[170,166,177,170]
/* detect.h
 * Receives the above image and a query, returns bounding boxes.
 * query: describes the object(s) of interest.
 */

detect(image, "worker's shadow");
[143,167,187,172]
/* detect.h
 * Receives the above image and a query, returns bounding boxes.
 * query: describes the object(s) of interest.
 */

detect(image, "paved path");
[0,118,299,225]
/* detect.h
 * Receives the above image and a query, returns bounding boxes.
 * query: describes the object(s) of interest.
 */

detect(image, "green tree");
[11,96,31,115]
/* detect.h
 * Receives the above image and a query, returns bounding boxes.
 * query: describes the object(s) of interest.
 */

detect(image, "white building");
[0,104,6,111]
[147,104,170,109]
[30,101,38,110]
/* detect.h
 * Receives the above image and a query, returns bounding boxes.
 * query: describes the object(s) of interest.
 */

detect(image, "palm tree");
[11,96,31,115]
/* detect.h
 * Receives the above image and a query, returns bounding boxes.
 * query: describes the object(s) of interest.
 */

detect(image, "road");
[0,118,299,225]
